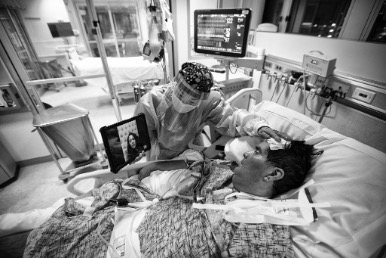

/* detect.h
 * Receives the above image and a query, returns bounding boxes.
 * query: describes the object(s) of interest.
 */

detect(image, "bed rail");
[66,161,156,196]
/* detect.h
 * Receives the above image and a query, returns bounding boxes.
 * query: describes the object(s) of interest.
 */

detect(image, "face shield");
[156,62,214,132]
[172,93,200,113]
[171,73,205,113]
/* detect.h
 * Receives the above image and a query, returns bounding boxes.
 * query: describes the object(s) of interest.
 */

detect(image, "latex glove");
[257,126,292,142]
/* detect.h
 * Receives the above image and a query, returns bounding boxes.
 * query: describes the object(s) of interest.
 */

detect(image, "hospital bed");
[66,48,164,97]
[66,99,386,258]
[1,96,386,257]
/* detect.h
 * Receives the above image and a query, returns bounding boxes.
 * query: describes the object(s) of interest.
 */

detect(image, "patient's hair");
[267,141,322,198]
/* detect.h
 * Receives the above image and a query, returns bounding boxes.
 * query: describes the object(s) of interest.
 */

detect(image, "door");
[0,2,123,143]
[75,2,143,58]
[0,8,44,115]
[1,0,174,143]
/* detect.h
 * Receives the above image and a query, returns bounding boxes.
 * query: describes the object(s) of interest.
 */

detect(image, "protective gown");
[134,83,268,160]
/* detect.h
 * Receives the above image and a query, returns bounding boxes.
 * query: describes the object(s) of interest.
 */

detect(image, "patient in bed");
[23,137,320,258]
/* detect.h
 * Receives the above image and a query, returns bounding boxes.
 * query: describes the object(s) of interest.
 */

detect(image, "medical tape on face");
[267,138,289,150]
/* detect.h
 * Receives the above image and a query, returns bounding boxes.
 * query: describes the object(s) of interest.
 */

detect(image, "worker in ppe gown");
[134,62,285,160]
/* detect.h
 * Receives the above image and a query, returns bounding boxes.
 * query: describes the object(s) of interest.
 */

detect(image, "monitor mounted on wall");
[194,8,252,58]
[47,22,75,38]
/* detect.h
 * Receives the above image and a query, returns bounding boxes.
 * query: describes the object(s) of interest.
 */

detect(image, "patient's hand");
[138,163,157,180]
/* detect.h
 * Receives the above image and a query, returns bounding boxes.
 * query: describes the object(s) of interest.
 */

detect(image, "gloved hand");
[257,126,292,142]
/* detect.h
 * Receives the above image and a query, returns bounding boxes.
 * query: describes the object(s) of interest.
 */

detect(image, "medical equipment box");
[302,52,336,77]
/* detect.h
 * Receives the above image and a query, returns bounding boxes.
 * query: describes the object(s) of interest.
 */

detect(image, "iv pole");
[85,0,122,121]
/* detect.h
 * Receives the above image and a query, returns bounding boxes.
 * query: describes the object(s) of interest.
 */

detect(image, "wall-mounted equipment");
[302,51,336,77]
[194,8,252,58]
[194,8,266,82]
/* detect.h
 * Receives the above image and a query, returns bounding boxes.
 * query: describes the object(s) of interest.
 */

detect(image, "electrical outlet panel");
[275,65,282,71]
[352,88,376,104]
[328,81,350,94]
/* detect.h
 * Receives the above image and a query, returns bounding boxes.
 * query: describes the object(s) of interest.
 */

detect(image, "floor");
[0,158,93,215]
[40,82,138,143]
[0,82,137,215]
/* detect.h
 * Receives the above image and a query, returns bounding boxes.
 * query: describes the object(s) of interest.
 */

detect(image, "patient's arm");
[138,160,187,180]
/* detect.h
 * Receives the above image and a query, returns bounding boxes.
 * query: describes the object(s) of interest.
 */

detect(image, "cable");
[305,93,332,120]
[285,83,297,107]
[275,73,288,103]
[302,70,308,115]
[97,216,120,257]
[275,82,286,103]
[269,74,279,101]
[305,91,321,118]
[229,62,238,74]
[285,74,307,107]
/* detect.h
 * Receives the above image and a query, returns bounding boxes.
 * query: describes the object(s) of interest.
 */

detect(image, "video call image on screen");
[194,9,251,57]
[100,114,150,173]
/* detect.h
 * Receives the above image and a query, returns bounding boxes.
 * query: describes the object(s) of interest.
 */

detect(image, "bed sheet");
[252,101,386,258]
[70,56,164,89]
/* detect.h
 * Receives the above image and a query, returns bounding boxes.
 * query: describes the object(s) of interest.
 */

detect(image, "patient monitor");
[194,8,264,80]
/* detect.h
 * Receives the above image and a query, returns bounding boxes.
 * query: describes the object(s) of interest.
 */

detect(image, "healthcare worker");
[134,62,286,160]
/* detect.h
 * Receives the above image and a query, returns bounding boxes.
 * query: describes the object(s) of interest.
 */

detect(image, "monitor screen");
[194,8,252,58]
[47,22,75,38]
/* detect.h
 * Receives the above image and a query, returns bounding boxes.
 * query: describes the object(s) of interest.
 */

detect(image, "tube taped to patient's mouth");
[193,184,330,226]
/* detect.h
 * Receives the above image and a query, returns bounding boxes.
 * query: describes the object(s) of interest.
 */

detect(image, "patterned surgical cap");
[179,62,213,93]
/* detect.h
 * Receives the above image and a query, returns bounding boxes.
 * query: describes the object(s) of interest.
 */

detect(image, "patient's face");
[232,140,272,191]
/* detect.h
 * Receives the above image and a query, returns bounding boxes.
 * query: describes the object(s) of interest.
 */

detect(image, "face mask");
[172,92,197,113]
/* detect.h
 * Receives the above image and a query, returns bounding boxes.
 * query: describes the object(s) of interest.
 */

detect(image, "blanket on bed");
[23,198,114,258]
[24,164,294,258]
[23,179,158,258]
[137,163,294,258]
[137,197,293,258]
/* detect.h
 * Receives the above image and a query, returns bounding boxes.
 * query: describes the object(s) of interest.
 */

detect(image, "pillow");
[252,101,386,258]
[67,47,81,61]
